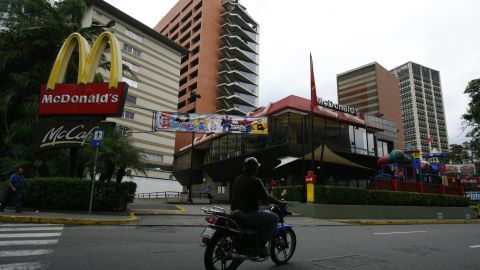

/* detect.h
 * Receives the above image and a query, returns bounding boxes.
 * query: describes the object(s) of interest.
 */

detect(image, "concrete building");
[391,62,448,153]
[337,62,404,151]
[154,0,259,151]
[83,0,187,177]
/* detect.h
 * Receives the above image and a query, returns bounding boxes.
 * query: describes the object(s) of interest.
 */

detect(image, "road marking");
[469,245,480,248]
[0,249,54,257]
[0,233,62,238]
[0,262,47,270]
[374,231,427,235]
[0,239,58,246]
[0,224,58,227]
[0,227,63,232]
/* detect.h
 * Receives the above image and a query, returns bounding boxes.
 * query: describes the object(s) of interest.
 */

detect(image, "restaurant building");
[173,95,392,200]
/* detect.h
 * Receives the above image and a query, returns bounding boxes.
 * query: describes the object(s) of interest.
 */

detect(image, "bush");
[2,178,136,211]
[273,185,470,207]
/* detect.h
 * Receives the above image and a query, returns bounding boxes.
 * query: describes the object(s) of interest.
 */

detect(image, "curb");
[334,219,480,225]
[0,212,138,225]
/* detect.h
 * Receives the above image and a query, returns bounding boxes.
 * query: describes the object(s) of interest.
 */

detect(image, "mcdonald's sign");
[38,31,128,118]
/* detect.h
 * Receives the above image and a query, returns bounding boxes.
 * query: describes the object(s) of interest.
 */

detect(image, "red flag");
[310,54,317,111]
[426,137,433,143]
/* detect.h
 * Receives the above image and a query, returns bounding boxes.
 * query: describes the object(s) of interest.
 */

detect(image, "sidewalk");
[1,199,479,226]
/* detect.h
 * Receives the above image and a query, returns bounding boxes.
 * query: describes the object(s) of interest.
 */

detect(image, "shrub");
[273,185,470,207]
[4,178,136,211]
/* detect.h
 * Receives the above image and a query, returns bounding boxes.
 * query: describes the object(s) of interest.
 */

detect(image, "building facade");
[337,62,404,151]
[83,0,187,176]
[391,62,448,153]
[173,95,392,201]
[154,0,259,151]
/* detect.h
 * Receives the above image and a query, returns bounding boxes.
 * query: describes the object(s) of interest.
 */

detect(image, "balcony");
[217,103,256,115]
[220,34,258,53]
[221,1,258,29]
[220,46,258,63]
[217,91,257,107]
[219,69,258,85]
[218,81,258,96]
[219,57,258,74]
[221,11,257,33]
[220,23,258,43]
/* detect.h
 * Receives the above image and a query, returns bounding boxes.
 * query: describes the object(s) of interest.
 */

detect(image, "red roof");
[250,95,382,130]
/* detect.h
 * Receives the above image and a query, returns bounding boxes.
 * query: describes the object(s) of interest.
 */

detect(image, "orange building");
[154,0,259,152]
[337,62,405,150]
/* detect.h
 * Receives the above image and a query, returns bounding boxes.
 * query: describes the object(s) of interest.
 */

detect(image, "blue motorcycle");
[201,204,296,270]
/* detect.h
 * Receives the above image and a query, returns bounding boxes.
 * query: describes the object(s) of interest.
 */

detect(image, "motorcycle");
[200,204,296,270]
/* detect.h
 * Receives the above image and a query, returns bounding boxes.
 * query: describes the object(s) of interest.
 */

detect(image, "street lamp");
[187,91,201,204]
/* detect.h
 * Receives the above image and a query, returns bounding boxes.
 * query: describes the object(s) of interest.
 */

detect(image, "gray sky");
[106,0,480,145]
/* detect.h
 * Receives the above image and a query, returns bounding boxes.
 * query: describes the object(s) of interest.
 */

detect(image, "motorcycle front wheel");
[270,228,296,265]
[204,232,243,270]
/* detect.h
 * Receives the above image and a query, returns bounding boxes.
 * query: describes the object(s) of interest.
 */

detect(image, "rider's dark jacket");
[230,174,270,213]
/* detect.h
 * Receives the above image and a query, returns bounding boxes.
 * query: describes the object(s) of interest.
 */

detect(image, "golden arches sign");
[46,31,122,90]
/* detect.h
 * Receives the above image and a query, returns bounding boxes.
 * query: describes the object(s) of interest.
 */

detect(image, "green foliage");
[274,185,470,207]
[1,178,137,211]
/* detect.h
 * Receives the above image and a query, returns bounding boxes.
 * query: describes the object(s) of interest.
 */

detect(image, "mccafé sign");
[317,98,359,116]
[38,32,128,118]
[32,121,115,151]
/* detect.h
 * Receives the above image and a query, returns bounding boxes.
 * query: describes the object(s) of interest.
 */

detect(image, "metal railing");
[135,191,183,199]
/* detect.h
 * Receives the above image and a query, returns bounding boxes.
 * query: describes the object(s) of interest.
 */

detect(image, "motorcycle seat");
[229,211,259,230]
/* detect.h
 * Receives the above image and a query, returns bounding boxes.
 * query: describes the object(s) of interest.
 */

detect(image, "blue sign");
[91,128,104,148]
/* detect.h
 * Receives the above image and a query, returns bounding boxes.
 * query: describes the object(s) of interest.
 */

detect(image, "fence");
[371,179,465,196]
[135,191,211,199]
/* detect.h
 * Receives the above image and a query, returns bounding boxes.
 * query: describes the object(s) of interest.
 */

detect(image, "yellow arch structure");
[46,31,122,90]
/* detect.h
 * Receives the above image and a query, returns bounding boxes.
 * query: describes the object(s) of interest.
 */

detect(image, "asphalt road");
[2,222,480,270]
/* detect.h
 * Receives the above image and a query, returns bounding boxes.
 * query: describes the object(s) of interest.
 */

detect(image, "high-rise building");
[337,62,404,150]
[154,0,259,151]
[391,62,448,153]
[84,0,187,177]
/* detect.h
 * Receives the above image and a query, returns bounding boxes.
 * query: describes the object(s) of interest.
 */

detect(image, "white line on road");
[0,224,58,227]
[0,227,64,232]
[0,249,54,257]
[469,245,480,248]
[374,231,427,235]
[0,239,58,246]
[0,233,62,238]
[0,262,48,270]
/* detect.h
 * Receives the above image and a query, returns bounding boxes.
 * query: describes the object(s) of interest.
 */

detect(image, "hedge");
[273,185,470,207]
[0,178,136,211]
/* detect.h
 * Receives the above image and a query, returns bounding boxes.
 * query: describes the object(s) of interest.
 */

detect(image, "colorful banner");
[154,112,268,134]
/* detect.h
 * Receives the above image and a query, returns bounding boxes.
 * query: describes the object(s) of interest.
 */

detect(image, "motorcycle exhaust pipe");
[227,252,250,260]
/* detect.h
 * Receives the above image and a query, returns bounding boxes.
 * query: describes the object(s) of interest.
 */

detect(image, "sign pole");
[88,146,99,215]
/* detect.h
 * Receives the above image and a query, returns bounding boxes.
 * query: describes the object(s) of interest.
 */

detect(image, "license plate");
[201,227,216,239]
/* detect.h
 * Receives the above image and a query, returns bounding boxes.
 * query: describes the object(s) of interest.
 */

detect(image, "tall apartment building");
[337,62,404,150]
[154,0,259,151]
[83,0,187,175]
[391,62,448,153]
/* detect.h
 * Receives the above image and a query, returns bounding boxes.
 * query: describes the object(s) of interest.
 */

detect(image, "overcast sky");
[106,0,480,145]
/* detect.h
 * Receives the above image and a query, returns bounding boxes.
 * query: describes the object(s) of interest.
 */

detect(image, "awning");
[304,144,374,171]
[274,156,300,169]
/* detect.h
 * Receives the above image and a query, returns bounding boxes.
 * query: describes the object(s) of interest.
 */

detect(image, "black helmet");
[243,157,260,176]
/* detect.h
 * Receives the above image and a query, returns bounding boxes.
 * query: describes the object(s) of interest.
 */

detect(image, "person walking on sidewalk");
[0,167,24,213]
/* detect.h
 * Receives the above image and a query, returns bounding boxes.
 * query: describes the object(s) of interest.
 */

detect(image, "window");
[123,43,142,57]
[217,185,226,195]
[125,29,144,43]
[123,77,138,88]
[122,111,135,119]
[122,60,140,72]
[141,152,164,163]
[126,95,137,104]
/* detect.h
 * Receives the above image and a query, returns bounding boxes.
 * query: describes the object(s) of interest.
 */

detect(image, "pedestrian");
[205,185,213,204]
[0,167,24,213]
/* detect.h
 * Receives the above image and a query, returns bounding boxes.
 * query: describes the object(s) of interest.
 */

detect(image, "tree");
[0,0,139,178]
[463,78,480,139]
[80,127,146,183]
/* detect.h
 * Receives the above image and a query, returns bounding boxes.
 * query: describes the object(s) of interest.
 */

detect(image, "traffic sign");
[91,128,104,148]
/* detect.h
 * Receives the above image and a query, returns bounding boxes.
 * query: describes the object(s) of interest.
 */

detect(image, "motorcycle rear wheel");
[204,232,243,270]
[270,228,296,265]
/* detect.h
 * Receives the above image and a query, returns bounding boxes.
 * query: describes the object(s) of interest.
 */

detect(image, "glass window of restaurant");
[325,119,340,148]
[354,126,368,155]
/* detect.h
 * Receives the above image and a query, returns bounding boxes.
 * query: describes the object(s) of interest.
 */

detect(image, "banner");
[154,112,268,134]
[32,121,115,151]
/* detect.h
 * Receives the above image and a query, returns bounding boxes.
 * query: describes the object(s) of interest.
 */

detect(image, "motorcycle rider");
[230,157,287,257]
